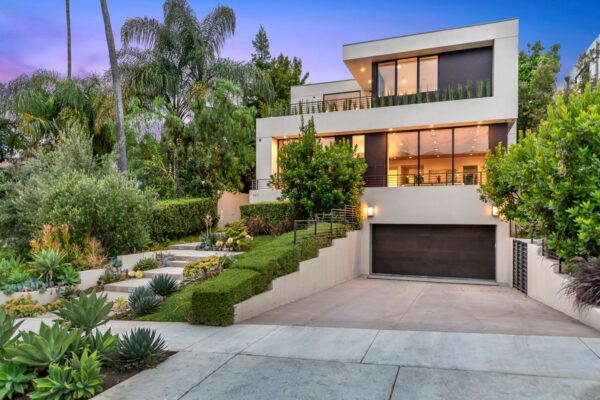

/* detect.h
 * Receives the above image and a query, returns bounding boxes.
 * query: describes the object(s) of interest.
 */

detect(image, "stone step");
[104,278,152,294]
[168,242,200,250]
[143,267,184,281]
[166,260,193,268]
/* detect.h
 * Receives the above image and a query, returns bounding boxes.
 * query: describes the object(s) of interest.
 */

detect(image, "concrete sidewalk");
[21,320,589,399]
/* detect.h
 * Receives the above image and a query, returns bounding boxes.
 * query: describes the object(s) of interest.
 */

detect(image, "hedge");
[149,198,218,242]
[240,201,295,234]
[190,230,327,326]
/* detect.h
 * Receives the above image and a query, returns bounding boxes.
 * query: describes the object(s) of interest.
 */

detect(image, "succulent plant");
[128,287,160,316]
[86,329,118,360]
[69,349,104,399]
[132,257,160,272]
[149,274,178,296]
[0,361,36,399]
[54,290,112,335]
[110,328,166,371]
[0,308,23,350]
[33,249,66,283]
[29,363,74,400]
[57,266,81,286]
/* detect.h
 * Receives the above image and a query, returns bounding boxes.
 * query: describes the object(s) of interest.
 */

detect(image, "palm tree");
[119,0,272,193]
[100,0,127,172]
[66,0,72,79]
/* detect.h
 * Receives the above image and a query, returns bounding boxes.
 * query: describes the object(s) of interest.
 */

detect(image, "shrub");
[183,256,230,281]
[1,295,47,318]
[6,322,80,368]
[132,257,160,272]
[110,328,166,371]
[128,287,160,316]
[215,222,252,251]
[86,329,118,360]
[0,309,23,350]
[149,198,218,242]
[0,361,36,399]
[32,249,66,283]
[54,290,112,335]
[149,274,178,296]
[2,278,49,296]
[0,257,29,284]
[57,266,81,286]
[563,258,600,309]
[240,202,295,235]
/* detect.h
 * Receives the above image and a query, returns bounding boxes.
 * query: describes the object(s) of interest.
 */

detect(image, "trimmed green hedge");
[190,230,325,326]
[149,198,218,242]
[240,201,295,234]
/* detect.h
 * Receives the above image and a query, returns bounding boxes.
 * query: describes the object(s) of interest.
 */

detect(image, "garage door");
[372,224,495,280]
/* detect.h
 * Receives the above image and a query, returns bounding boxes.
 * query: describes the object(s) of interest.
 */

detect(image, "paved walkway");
[244,278,600,337]
[19,318,600,399]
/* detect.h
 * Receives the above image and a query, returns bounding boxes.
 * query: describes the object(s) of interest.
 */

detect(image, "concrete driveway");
[243,278,600,337]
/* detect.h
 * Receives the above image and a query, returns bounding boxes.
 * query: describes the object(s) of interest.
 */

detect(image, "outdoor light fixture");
[491,206,499,217]
[367,206,375,217]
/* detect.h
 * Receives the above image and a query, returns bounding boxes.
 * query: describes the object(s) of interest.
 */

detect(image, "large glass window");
[419,128,453,185]
[454,125,489,185]
[377,62,395,97]
[419,56,438,93]
[396,58,417,95]
[387,131,419,186]
[323,91,361,111]
[352,135,365,158]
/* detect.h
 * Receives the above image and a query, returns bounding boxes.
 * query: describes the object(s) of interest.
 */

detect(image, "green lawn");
[137,234,276,322]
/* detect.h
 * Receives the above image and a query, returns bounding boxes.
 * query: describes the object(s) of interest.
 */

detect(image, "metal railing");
[364,171,487,187]
[293,205,359,244]
[251,177,281,190]
[264,80,492,117]
[541,239,563,273]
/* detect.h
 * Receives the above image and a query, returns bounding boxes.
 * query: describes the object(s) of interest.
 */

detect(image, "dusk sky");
[0,0,598,84]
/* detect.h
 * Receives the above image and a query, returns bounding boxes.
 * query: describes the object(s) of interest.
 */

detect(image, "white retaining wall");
[520,240,600,331]
[234,231,362,322]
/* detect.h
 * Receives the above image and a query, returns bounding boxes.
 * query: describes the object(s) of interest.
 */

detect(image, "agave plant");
[86,328,118,360]
[68,349,104,399]
[33,249,66,283]
[128,287,160,316]
[111,328,166,371]
[0,308,23,350]
[29,364,74,400]
[0,361,37,399]
[5,322,80,368]
[149,274,178,296]
[57,266,81,286]
[54,290,112,335]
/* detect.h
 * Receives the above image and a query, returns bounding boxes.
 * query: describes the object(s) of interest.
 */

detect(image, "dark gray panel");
[438,47,493,90]
[489,123,508,153]
[365,133,387,187]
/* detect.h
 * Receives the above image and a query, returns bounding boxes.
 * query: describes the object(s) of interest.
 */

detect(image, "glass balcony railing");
[264,79,492,117]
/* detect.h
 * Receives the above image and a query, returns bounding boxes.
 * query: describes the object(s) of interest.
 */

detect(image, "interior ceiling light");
[388,128,393,131]
[360,67,365,72]
[478,120,482,124]
[368,80,372,83]
[429,124,434,128]
[401,79,407,84]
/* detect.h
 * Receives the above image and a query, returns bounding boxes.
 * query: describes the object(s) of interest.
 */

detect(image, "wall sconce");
[491,205,499,217]
[367,206,375,218]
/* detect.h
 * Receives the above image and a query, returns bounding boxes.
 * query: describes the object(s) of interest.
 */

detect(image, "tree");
[100,0,128,173]
[518,41,561,134]
[119,0,272,193]
[66,0,72,79]
[251,25,271,71]
[180,80,256,197]
[278,118,366,218]
[480,86,600,262]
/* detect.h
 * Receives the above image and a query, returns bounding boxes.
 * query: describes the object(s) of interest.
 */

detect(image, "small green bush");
[149,198,218,243]
[149,275,178,296]
[132,257,160,272]
[0,361,36,399]
[129,287,160,316]
[109,328,166,371]
[240,202,295,235]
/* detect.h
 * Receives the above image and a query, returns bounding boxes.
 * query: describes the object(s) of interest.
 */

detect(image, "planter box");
[77,269,106,291]
[0,287,60,305]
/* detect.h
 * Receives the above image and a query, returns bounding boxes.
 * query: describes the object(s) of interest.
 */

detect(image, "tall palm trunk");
[100,0,127,172]
[66,0,72,79]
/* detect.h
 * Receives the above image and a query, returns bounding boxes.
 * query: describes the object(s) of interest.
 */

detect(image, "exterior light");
[491,206,499,217]
[368,79,372,83]
[429,124,434,128]
[478,121,482,124]
[360,67,365,72]
[388,128,393,131]
[367,206,375,217]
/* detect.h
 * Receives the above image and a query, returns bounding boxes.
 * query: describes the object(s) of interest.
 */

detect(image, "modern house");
[563,34,600,90]
[251,19,519,285]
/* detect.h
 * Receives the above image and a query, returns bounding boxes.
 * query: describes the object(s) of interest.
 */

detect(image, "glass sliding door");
[387,131,419,187]
[419,128,453,185]
[396,58,417,95]
[454,125,489,184]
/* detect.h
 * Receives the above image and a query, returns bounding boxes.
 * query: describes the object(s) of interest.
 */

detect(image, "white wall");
[291,80,363,104]
[249,189,281,204]
[217,192,249,227]
[522,240,600,331]
[234,231,361,322]
[359,185,511,283]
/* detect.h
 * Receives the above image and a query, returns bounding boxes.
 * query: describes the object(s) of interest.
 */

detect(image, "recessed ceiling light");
[434,148,439,151]
[433,141,437,144]
[401,79,407,84]
[360,67,365,72]
[397,65,402,69]
[283,136,287,139]
[429,124,434,128]
[436,155,440,158]
[478,121,482,124]
[368,80,372,84]
[388,128,393,131]
[408,156,412,159]
[469,153,473,156]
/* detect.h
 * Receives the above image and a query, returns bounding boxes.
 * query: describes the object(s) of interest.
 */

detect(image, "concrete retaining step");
[143,267,185,281]
[104,278,152,294]
[165,259,193,268]
[168,242,200,250]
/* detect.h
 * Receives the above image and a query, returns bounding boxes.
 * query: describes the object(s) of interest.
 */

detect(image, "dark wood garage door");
[372,224,496,280]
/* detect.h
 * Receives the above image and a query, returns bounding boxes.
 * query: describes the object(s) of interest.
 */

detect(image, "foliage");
[0,361,36,399]
[0,308,23,350]
[562,258,600,309]
[97,269,126,286]
[128,287,160,316]
[240,202,296,235]
[216,222,252,251]
[481,86,600,260]
[149,197,217,242]
[6,322,80,368]
[149,274,178,296]
[33,249,66,283]
[181,80,257,195]
[0,295,48,318]
[0,127,156,256]
[132,257,160,272]
[2,278,49,296]
[0,256,30,287]
[57,266,81,287]
[278,118,367,218]
[109,328,166,371]
[518,41,561,133]
[191,229,335,325]
[54,291,112,336]
[183,256,229,281]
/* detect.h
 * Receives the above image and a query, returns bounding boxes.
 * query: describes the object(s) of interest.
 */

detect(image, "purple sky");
[1,0,598,83]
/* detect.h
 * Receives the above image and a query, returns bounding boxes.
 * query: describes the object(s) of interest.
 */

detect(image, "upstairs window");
[377,62,395,97]
[419,56,438,93]
[396,58,417,95]
[375,55,439,96]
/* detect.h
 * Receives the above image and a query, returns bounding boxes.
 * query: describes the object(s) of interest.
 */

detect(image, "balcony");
[264,80,492,118]
[251,171,486,191]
